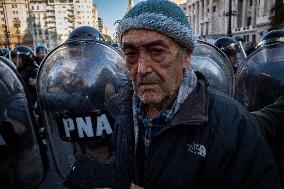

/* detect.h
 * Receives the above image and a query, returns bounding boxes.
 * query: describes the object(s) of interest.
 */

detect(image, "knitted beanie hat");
[116,0,197,50]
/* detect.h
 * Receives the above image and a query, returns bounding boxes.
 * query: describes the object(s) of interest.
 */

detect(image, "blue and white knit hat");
[116,0,197,50]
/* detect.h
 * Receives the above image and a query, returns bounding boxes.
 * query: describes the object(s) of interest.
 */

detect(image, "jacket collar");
[171,73,209,126]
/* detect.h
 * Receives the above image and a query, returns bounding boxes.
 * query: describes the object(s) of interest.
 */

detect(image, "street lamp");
[2,0,10,49]
[224,0,237,37]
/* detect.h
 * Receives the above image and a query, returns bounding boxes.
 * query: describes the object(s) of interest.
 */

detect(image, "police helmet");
[257,30,284,48]
[34,45,48,64]
[35,44,48,57]
[10,46,35,69]
[66,26,105,42]
[214,37,238,58]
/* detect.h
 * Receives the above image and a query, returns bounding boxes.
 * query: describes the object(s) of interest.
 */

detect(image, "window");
[252,34,256,42]
[247,17,251,27]
[213,6,216,12]
[249,0,252,6]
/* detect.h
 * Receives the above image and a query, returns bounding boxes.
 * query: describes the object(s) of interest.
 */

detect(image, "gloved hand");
[63,154,131,189]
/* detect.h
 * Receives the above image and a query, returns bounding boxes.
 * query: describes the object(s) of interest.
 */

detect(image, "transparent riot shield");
[235,43,284,111]
[0,57,44,188]
[37,40,129,178]
[192,40,235,97]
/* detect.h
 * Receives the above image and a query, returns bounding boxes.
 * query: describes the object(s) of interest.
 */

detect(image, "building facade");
[97,16,109,37]
[0,0,99,50]
[185,0,279,45]
[170,0,187,5]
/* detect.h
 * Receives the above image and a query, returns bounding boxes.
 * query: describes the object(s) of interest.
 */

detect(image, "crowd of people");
[0,0,283,188]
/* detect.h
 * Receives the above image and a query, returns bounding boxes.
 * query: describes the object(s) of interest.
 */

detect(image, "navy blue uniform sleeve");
[224,106,281,189]
[251,95,284,139]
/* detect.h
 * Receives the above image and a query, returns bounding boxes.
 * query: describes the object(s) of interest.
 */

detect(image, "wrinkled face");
[121,29,190,105]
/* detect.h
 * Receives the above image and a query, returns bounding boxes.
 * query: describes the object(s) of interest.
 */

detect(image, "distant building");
[92,4,98,29]
[184,0,279,45]
[0,0,99,50]
[170,0,187,5]
[98,16,109,37]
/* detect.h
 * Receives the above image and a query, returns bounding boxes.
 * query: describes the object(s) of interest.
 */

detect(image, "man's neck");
[146,93,178,119]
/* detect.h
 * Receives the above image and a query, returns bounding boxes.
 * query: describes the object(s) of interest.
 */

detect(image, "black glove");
[64,154,131,189]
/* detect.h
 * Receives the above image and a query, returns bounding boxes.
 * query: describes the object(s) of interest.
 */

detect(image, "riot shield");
[37,40,129,179]
[235,43,284,111]
[192,40,235,97]
[0,57,44,188]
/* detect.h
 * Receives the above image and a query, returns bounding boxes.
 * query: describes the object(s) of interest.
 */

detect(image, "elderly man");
[64,1,281,189]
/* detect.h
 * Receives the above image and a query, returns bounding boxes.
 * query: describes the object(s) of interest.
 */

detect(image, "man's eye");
[125,51,137,56]
[124,50,138,56]
[123,49,139,64]
[150,48,164,55]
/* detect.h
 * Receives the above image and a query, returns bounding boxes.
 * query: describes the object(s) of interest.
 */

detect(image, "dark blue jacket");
[104,75,281,189]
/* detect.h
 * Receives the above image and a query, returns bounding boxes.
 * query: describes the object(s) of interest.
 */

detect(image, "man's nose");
[137,50,152,75]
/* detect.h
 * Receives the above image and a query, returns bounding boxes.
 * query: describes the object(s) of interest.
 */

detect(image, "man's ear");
[182,50,191,70]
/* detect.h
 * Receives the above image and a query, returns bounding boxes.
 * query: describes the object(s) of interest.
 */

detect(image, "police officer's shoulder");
[208,87,253,124]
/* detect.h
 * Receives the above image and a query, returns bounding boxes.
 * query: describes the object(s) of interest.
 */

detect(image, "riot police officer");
[36,26,129,188]
[0,57,45,188]
[10,45,39,103]
[34,45,48,65]
[214,37,246,73]
[235,29,284,185]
